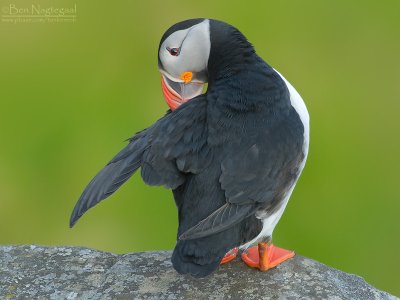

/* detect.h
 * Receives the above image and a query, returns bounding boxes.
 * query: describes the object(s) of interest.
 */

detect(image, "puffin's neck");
[208,20,257,83]
[206,20,291,114]
[207,54,290,114]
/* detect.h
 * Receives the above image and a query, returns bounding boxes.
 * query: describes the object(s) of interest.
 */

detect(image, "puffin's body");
[70,19,309,277]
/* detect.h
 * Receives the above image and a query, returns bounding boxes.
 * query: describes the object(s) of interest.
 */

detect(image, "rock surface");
[0,245,397,300]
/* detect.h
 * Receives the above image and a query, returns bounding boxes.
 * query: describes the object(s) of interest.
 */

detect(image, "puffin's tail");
[172,239,225,278]
[69,131,148,227]
[171,207,263,278]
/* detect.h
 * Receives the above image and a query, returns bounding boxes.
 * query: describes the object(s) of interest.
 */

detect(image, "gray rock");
[0,245,397,300]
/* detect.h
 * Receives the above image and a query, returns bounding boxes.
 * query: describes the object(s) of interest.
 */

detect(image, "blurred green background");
[1,0,399,295]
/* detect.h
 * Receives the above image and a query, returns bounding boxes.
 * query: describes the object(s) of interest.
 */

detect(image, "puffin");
[70,18,309,278]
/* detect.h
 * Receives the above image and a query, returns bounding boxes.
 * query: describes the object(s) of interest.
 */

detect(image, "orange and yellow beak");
[161,72,205,111]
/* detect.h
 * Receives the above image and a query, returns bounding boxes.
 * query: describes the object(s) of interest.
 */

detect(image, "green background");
[1,0,399,296]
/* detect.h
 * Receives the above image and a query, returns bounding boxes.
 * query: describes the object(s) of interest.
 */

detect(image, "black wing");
[69,131,148,227]
[70,97,208,227]
[179,109,305,240]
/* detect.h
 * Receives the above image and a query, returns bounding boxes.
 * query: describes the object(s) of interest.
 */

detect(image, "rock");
[0,245,397,300]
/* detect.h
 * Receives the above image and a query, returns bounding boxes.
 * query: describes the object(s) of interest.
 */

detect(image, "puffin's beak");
[161,74,205,110]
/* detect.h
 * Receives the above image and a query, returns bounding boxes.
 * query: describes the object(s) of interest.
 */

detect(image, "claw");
[220,247,239,265]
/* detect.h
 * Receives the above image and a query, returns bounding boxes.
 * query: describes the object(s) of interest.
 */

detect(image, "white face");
[159,19,211,83]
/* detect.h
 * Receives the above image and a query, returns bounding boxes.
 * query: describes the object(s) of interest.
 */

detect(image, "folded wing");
[179,119,304,240]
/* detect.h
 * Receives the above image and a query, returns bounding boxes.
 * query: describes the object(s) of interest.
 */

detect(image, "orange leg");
[241,243,295,271]
[220,247,239,265]
[258,242,270,271]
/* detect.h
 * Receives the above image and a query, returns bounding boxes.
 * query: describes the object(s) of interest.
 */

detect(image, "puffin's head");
[158,19,254,110]
[158,19,211,110]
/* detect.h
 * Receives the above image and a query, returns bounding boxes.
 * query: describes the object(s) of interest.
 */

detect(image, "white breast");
[240,69,310,249]
[276,69,310,160]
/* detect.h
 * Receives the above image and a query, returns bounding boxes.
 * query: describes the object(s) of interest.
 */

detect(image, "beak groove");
[161,75,204,110]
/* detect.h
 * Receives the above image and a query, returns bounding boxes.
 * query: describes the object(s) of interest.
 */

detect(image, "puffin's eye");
[167,47,180,56]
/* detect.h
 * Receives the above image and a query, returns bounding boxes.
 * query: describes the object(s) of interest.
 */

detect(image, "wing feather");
[179,203,257,240]
[70,97,209,227]
[69,136,147,227]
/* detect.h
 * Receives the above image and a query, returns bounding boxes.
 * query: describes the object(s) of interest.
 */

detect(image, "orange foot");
[241,243,295,271]
[220,247,239,265]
